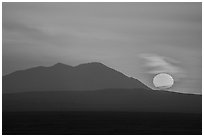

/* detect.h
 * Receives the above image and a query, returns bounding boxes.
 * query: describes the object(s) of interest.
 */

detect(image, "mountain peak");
[52,63,73,68]
[53,62,67,66]
[76,62,106,67]
[52,62,106,68]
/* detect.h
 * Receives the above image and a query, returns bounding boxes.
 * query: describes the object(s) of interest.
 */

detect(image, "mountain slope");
[3,62,150,93]
[2,89,201,113]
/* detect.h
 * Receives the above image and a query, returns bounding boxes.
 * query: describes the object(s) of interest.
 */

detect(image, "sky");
[2,3,202,94]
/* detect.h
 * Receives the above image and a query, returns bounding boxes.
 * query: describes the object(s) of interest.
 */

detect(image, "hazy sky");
[2,3,202,94]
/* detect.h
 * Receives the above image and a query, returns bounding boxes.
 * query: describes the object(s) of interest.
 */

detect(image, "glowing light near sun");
[153,73,174,89]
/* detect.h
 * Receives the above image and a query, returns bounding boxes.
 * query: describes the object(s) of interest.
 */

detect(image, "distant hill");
[3,62,150,93]
[3,89,201,113]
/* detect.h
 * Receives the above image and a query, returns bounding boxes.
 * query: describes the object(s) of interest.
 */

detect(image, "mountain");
[3,62,201,113]
[2,89,201,113]
[3,62,150,93]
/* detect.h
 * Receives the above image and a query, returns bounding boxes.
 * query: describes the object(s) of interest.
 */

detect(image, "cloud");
[139,53,186,81]
[3,20,76,48]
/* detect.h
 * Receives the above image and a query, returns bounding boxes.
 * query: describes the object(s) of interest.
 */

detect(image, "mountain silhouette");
[3,62,150,93]
[3,62,201,113]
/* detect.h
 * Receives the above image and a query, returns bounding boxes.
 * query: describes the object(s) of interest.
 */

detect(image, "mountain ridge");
[3,62,151,93]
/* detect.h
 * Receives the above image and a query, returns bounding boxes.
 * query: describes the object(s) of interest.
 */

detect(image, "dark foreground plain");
[2,111,201,135]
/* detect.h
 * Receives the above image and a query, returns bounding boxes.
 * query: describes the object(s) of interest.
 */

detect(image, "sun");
[153,73,174,89]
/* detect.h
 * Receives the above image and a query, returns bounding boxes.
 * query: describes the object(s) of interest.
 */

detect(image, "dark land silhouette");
[3,62,150,93]
[2,62,202,135]
[3,111,201,135]
[3,89,201,113]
